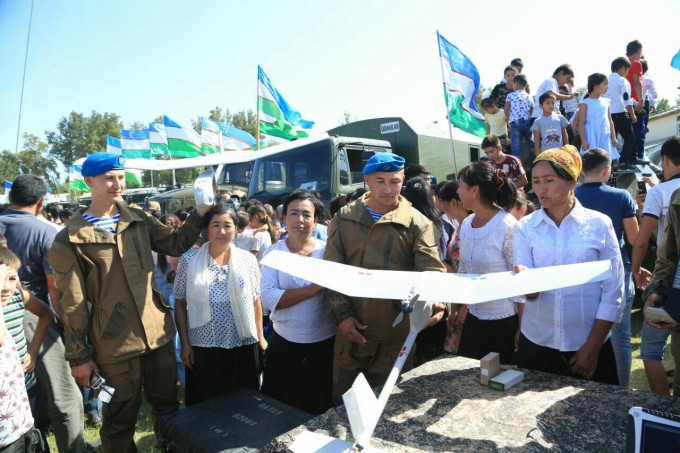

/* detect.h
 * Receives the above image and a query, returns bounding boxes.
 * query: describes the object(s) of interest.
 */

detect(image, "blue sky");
[1,0,679,155]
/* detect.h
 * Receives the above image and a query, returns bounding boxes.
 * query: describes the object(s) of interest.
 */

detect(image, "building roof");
[649,107,680,122]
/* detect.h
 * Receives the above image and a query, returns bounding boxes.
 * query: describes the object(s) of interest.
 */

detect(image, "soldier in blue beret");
[48,152,212,452]
[324,152,446,404]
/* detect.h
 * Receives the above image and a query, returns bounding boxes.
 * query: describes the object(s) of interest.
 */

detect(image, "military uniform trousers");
[332,334,415,405]
[97,342,178,453]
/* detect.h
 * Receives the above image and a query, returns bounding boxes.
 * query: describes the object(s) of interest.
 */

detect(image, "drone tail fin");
[343,373,379,447]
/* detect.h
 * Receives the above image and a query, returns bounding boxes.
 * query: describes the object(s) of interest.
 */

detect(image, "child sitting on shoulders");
[530,92,569,156]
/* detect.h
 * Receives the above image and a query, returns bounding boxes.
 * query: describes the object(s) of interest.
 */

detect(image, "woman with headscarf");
[173,204,267,406]
[513,145,624,384]
[453,161,520,364]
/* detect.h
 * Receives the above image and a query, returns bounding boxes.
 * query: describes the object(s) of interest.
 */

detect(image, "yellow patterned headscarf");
[533,145,582,181]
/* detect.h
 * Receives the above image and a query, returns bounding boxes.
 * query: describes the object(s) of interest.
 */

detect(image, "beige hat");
[146,200,161,211]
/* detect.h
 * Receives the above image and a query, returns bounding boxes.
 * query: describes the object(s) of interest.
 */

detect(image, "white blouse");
[458,210,519,320]
[513,200,624,352]
[174,247,260,349]
[260,239,335,344]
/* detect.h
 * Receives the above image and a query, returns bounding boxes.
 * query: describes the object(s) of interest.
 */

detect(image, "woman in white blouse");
[514,146,624,384]
[173,205,267,406]
[260,190,335,414]
[453,161,520,364]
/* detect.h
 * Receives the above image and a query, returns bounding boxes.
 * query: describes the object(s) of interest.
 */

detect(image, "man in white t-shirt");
[632,136,680,395]
[531,64,579,119]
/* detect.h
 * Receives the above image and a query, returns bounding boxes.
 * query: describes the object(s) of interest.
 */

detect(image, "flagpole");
[256,66,261,150]
[437,31,458,176]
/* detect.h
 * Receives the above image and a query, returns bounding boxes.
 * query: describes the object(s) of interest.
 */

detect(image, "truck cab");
[136,135,392,213]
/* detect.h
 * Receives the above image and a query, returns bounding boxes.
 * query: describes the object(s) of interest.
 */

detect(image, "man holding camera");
[48,153,209,452]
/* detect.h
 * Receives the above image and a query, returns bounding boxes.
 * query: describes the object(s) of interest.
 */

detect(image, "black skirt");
[457,312,518,365]
[185,344,259,407]
[261,329,334,415]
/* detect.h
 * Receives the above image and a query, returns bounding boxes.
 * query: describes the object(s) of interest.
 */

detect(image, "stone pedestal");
[264,355,679,452]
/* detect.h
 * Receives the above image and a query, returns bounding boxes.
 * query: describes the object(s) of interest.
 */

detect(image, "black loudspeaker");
[159,388,313,453]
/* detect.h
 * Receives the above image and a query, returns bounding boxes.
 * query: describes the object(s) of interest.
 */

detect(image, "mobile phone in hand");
[638,180,647,194]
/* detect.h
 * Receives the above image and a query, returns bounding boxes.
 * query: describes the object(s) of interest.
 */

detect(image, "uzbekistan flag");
[257,66,314,141]
[437,32,486,137]
[4,180,11,203]
[69,161,90,192]
[149,122,169,156]
[163,115,203,158]
[121,129,151,159]
[106,136,122,154]
[218,122,257,151]
[201,118,222,155]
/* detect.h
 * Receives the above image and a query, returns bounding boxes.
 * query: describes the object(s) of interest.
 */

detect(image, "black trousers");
[185,344,259,407]
[457,313,518,365]
[261,330,334,415]
[611,112,636,163]
[515,334,619,385]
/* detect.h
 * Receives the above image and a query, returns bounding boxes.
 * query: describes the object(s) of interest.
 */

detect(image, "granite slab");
[264,355,680,452]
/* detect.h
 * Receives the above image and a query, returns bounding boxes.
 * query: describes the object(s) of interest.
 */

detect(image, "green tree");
[0,134,60,191]
[473,85,488,111]
[127,121,146,130]
[656,98,672,115]
[46,111,123,166]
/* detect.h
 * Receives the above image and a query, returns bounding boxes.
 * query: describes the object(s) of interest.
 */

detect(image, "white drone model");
[260,251,613,452]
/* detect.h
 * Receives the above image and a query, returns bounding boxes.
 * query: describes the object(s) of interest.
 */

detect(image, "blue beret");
[362,153,405,175]
[82,152,126,177]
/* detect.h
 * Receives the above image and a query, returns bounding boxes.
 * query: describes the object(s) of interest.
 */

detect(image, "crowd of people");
[0,38,677,453]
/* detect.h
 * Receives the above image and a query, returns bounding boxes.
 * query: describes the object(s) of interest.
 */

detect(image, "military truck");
[125,134,393,213]
[328,117,483,183]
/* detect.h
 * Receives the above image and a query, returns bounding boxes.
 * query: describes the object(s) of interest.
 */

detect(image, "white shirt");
[260,239,335,344]
[173,247,260,349]
[642,175,680,247]
[251,230,272,262]
[642,75,658,108]
[532,78,559,118]
[605,72,633,114]
[234,230,254,252]
[458,210,520,320]
[513,200,624,351]
[0,327,34,448]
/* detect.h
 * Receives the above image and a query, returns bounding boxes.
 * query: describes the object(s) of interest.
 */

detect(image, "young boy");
[530,93,570,156]
[482,135,528,190]
[0,247,40,452]
[606,56,637,168]
[481,98,509,150]
[490,65,518,109]
[504,74,534,158]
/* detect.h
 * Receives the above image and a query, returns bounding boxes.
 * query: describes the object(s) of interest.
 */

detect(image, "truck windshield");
[217,162,251,188]
[249,140,332,200]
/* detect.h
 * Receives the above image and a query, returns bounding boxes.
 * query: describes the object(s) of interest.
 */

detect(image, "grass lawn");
[47,309,675,452]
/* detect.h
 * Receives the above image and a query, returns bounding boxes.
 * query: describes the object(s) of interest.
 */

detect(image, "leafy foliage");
[0,133,60,190]
[46,111,123,166]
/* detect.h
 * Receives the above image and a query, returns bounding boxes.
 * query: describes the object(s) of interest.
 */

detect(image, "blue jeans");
[510,118,534,158]
[610,268,634,387]
[641,321,671,361]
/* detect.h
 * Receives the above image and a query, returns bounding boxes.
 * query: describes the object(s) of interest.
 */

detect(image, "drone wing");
[260,251,612,304]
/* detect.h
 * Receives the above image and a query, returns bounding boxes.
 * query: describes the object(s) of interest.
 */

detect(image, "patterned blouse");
[174,246,260,349]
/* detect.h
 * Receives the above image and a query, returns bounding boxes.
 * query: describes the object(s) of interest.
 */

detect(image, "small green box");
[488,369,524,391]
